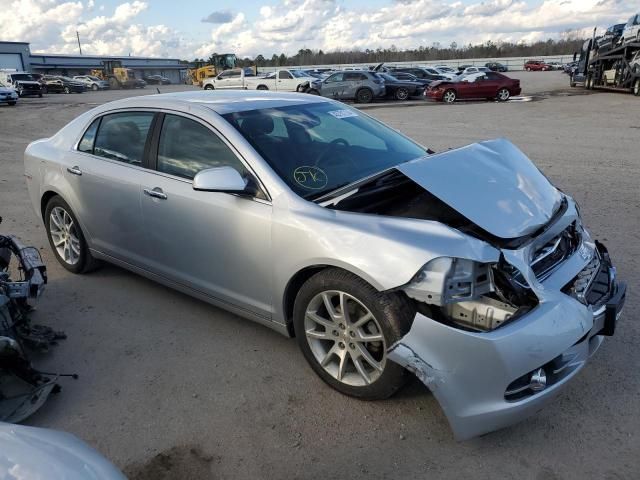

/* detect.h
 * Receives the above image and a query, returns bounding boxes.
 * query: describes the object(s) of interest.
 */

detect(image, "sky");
[0,0,636,59]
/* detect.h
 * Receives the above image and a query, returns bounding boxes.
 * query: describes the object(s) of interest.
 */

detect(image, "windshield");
[223,102,427,199]
[291,70,309,78]
[12,73,34,81]
[88,76,100,81]
[380,73,396,81]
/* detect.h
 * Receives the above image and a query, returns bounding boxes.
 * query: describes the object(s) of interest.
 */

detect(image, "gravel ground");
[0,71,638,479]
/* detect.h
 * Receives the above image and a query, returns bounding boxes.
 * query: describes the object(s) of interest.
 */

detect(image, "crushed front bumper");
[388,241,625,440]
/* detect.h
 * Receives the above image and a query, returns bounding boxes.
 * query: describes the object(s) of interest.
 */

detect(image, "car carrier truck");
[570,31,640,96]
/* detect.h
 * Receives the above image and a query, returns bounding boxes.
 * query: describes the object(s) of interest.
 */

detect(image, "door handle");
[143,187,167,200]
[67,166,82,176]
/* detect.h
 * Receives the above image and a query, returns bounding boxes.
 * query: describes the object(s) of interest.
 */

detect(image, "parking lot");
[1,71,639,479]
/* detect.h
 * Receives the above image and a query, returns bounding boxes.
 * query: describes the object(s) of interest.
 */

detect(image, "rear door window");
[93,112,154,165]
[78,118,100,153]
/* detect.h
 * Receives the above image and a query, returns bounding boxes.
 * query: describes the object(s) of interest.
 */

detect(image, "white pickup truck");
[202,68,317,92]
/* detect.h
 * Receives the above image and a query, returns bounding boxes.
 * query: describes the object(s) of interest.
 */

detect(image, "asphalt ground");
[0,70,638,479]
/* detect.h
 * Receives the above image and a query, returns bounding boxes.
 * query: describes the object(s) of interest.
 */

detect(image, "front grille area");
[503,223,581,288]
[530,222,581,280]
[563,248,612,307]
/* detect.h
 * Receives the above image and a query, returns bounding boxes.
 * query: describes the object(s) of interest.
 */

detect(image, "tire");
[64,86,70,94]
[586,76,593,90]
[355,88,373,104]
[394,87,410,101]
[17,88,23,97]
[525,67,531,72]
[8,101,16,106]
[497,87,510,102]
[257,85,269,91]
[307,89,320,95]
[38,92,43,98]
[634,79,640,96]
[293,268,414,400]
[204,84,214,90]
[442,89,456,103]
[570,76,576,88]
[91,84,98,91]
[44,196,100,274]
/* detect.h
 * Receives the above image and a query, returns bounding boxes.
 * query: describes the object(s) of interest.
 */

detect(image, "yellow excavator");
[187,54,256,86]
[91,60,139,89]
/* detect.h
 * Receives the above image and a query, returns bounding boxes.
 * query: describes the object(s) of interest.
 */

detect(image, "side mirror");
[193,166,253,195]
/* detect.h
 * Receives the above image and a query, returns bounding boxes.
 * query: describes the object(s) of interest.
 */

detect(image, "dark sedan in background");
[143,74,171,85]
[43,75,86,94]
[485,62,508,72]
[378,73,425,100]
[426,72,521,103]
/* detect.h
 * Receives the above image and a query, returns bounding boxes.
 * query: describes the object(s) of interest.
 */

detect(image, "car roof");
[97,90,333,115]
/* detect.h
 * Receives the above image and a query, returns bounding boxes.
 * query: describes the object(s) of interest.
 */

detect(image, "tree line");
[191,34,587,68]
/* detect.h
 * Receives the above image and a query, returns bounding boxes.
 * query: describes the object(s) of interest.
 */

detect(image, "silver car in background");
[24,91,625,440]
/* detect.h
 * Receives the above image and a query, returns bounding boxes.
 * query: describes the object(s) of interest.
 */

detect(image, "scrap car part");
[0,221,70,423]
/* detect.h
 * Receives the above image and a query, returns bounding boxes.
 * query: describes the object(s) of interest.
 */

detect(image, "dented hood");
[396,139,562,239]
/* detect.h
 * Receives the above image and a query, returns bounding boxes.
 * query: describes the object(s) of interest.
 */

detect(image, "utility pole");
[76,30,82,55]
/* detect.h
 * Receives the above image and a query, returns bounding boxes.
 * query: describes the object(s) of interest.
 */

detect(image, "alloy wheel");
[304,290,386,387]
[443,90,456,103]
[49,206,81,265]
[395,88,409,100]
[497,88,510,101]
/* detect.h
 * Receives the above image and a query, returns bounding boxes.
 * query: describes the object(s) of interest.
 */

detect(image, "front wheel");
[8,101,16,106]
[497,87,510,102]
[570,75,576,88]
[633,79,640,96]
[355,88,373,103]
[91,84,98,91]
[44,196,100,274]
[256,85,269,91]
[64,86,70,94]
[204,84,214,90]
[525,67,531,72]
[293,268,414,399]
[442,89,456,103]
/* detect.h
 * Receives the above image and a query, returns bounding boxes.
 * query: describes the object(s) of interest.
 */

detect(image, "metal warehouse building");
[0,41,187,84]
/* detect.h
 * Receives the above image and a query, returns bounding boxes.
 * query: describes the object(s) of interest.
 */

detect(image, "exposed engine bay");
[0,218,73,422]
[323,170,540,332]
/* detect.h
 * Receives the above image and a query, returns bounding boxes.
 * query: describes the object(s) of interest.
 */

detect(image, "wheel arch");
[40,190,62,222]
[282,264,385,337]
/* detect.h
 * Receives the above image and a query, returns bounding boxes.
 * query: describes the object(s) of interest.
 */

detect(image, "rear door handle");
[143,187,167,200]
[67,166,82,176]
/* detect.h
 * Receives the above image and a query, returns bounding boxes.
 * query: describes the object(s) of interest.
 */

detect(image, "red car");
[524,60,551,71]
[425,72,521,103]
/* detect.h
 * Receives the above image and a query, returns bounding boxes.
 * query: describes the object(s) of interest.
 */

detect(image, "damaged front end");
[0,223,70,423]
[325,139,626,439]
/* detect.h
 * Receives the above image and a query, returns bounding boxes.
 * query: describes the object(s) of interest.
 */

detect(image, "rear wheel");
[442,89,456,103]
[526,67,531,72]
[586,76,593,89]
[394,87,409,101]
[204,84,214,90]
[44,196,100,274]
[355,88,373,104]
[497,87,510,102]
[64,86,70,94]
[293,268,414,399]
[569,75,576,88]
[91,84,98,91]
[257,85,269,90]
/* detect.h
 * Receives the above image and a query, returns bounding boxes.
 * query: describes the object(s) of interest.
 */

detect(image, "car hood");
[0,87,16,93]
[0,422,126,479]
[15,80,40,86]
[395,138,563,239]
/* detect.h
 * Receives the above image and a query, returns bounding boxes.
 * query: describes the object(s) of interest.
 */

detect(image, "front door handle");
[143,187,167,200]
[67,166,82,176]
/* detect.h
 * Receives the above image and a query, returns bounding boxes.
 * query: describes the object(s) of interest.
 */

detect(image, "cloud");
[201,10,234,24]
[0,0,637,59]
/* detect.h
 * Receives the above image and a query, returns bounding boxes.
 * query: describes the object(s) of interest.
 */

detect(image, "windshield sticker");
[293,166,328,190]
[328,109,359,119]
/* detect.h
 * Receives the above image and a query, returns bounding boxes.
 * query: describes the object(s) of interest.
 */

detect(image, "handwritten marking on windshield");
[293,166,328,190]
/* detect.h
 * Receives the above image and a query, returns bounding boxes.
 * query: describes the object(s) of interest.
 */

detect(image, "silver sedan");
[24,91,625,440]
